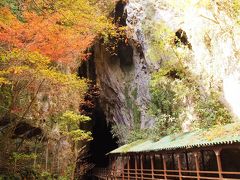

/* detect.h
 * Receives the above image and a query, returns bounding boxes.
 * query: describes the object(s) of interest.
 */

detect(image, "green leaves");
[195,91,232,128]
[149,60,233,136]
[142,21,176,61]
[149,74,183,137]
[67,129,92,142]
[59,110,90,131]
[60,110,90,123]
[0,0,25,22]
[59,111,92,142]
[12,152,37,161]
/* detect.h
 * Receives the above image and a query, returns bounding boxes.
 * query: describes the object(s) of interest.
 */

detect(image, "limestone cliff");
[94,39,154,143]
[94,0,240,143]
[126,0,240,119]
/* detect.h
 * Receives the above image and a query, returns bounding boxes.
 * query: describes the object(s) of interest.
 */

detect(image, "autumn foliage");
[0,0,113,66]
[0,9,93,65]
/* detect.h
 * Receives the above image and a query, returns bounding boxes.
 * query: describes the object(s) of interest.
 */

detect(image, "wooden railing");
[93,147,240,179]
[93,168,240,180]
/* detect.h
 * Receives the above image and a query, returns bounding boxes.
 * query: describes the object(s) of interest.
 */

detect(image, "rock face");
[94,0,240,143]
[94,40,154,132]
[126,0,240,120]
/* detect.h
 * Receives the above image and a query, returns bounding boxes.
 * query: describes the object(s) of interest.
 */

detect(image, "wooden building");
[94,123,240,179]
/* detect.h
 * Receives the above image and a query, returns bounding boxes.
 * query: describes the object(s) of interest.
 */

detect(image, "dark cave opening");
[89,102,118,168]
[175,29,192,49]
[78,0,128,174]
[78,48,118,179]
[113,0,127,27]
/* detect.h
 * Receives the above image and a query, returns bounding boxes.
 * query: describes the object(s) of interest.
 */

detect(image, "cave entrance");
[78,48,118,179]
[89,102,118,168]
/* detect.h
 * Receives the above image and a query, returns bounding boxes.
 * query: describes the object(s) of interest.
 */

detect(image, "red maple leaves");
[0,7,95,67]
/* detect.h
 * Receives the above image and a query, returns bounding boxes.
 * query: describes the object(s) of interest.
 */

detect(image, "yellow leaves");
[216,0,240,23]
[1,49,50,69]
[0,77,10,85]
[89,0,115,16]
[39,69,87,90]
[7,65,31,75]
[0,7,18,26]
[59,111,92,142]
[0,70,10,84]
[53,0,99,27]
[0,48,88,118]
[60,110,91,123]
[67,130,93,142]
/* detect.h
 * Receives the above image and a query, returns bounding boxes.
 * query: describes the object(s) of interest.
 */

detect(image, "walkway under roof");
[109,122,240,154]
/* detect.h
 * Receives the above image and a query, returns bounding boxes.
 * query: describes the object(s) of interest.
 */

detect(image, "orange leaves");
[0,0,116,68]
[0,7,95,67]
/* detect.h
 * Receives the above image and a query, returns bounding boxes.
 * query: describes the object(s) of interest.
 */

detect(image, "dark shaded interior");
[118,41,134,67]
[114,0,127,26]
[78,47,96,83]
[175,29,192,49]
[11,122,42,139]
[167,69,182,79]
[89,102,118,168]
[78,47,118,179]
[221,148,240,179]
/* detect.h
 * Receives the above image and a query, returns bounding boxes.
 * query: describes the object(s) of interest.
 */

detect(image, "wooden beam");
[135,155,138,180]
[122,156,125,180]
[185,152,189,170]
[201,150,205,171]
[150,155,155,179]
[127,156,130,180]
[194,152,200,180]
[140,155,143,180]
[172,153,175,169]
[113,156,116,180]
[177,154,182,180]
[214,148,223,179]
[162,155,167,180]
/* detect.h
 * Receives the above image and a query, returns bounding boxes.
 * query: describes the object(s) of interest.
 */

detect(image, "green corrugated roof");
[109,122,240,154]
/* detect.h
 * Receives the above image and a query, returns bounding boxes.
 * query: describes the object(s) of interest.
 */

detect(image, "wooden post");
[122,156,125,180]
[214,149,223,179]
[140,155,143,180]
[177,154,182,180]
[127,156,130,180]
[185,152,189,177]
[150,155,155,179]
[109,156,112,179]
[194,152,200,180]
[113,156,116,180]
[201,150,205,171]
[172,153,175,169]
[162,155,167,180]
[135,155,138,180]
[185,152,189,170]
